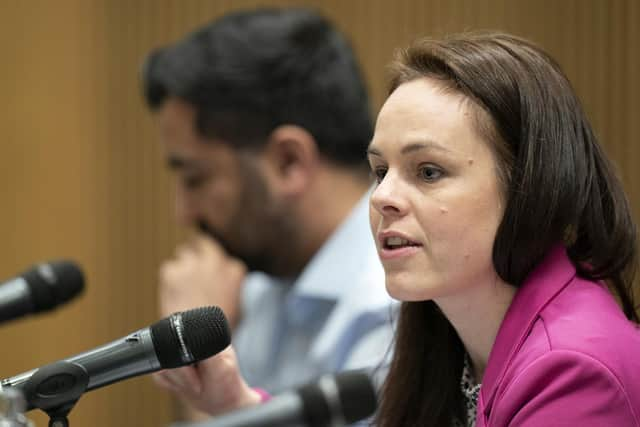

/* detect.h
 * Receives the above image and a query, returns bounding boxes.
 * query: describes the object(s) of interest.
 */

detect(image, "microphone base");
[20,360,88,427]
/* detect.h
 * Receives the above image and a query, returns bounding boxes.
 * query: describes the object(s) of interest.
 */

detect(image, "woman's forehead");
[371,79,487,156]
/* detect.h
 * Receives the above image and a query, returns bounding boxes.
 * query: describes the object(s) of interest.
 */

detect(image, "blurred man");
[142,7,394,420]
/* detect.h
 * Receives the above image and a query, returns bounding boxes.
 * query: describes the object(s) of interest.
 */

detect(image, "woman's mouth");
[378,234,422,260]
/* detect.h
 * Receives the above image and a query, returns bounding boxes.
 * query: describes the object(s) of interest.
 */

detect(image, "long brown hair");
[376,32,638,427]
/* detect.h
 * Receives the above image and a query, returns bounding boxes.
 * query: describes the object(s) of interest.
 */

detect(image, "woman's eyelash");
[418,164,444,182]
[368,166,387,183]
[368,164,444,184]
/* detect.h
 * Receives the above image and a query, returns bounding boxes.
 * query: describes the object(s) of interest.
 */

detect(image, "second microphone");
[0,306,231,413]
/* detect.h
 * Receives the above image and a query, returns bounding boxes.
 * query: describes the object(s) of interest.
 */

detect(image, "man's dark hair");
[142,7,372,168]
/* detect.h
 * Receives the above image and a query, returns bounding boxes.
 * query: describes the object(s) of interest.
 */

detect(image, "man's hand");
[153,346,262,416]
[155,236,254,420]
[158,235,246,328]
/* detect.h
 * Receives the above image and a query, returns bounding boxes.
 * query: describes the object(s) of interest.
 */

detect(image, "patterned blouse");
[454,355,481,427]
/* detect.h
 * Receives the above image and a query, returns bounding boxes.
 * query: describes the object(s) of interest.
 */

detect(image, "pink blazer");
[476,245,640,426]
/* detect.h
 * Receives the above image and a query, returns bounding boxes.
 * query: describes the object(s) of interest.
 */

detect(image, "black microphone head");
[21,260,85,312]
[299,370,378,426]
[150,306,231,369]
[335,371,378,423]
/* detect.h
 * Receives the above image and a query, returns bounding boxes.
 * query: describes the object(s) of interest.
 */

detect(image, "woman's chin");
[385,273,438,302]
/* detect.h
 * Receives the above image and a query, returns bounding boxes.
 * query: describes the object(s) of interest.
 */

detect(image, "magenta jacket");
[476,245,640,426]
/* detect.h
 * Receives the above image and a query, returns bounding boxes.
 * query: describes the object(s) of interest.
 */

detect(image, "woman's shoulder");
[484,275,640,425]
[486,344,640,426]
[536,274,640,358]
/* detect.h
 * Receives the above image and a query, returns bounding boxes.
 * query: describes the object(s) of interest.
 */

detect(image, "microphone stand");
[21,361,89,427]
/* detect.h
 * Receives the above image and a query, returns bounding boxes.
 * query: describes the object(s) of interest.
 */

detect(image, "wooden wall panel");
[0,1,638,427]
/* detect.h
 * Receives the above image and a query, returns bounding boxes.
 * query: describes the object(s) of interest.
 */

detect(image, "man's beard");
[197,220,276,274]
[195,155,303,278]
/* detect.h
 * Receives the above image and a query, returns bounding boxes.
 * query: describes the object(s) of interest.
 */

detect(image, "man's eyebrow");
[367,140,452,157]
[167,155,200,170]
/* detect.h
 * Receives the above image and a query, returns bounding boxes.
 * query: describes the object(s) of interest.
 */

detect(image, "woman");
[368,33,640,426]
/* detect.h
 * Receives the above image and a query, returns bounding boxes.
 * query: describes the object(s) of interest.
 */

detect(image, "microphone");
[0,306,231,413]
[0,260,84,324]
[202,370,377,427]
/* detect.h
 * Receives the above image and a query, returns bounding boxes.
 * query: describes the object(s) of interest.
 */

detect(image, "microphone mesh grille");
[182,306,231,361]
[24,260,84,311]
[298,383,331,427]
[335,371,377,423]
[151,306,231,369]
[298,371,377,426]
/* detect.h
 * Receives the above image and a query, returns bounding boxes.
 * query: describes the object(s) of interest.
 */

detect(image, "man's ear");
[261,125,320,198]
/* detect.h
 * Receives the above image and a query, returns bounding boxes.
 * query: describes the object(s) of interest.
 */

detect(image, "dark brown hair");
[376,32,638,427]
[142,8,372,169]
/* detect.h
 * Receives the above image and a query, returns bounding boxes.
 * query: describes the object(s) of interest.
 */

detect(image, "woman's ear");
[260,125,320,198]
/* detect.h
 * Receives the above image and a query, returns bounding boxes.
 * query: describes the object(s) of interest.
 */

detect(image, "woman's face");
[368,78,506,302]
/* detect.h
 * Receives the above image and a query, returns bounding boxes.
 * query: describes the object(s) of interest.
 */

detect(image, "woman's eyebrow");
[367,140,452,157]
[366,146,382,157]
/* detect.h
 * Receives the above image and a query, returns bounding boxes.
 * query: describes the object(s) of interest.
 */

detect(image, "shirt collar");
[285,191,376,325]
[290,191,374,300]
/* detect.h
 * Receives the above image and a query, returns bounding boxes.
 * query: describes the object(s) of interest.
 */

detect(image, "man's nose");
[174,185,199,226]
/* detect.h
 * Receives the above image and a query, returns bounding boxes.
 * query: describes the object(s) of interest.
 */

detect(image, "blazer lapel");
[479,244,577,421]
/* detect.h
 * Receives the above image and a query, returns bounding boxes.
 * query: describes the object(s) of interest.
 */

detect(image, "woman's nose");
[370,172,409,218]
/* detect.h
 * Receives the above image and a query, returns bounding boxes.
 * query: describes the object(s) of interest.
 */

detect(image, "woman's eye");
[419,165,443,182]
[371,167,387,183]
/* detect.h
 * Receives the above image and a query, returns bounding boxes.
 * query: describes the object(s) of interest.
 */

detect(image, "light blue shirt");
[234,193,397,393]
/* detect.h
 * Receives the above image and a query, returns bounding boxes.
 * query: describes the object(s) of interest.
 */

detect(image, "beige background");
[0,1,638,426]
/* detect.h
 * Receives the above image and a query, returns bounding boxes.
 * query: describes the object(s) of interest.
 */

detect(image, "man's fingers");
[194,234,225,257]
[175,243,197,260]
[153,366,203,396]
[152,371,178,392]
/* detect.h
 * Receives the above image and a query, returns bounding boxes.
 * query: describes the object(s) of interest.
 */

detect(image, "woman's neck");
[435,275,517,381]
